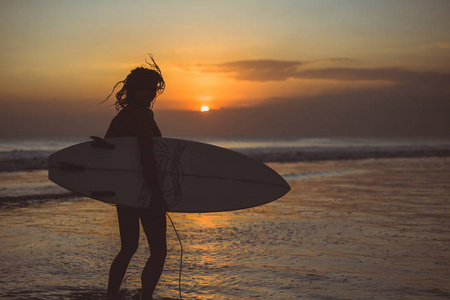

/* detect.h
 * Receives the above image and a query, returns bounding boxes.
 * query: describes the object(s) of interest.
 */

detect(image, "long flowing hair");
[104,55,165,110]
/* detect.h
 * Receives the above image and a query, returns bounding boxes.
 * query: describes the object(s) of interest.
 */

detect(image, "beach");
[1,155,449,299]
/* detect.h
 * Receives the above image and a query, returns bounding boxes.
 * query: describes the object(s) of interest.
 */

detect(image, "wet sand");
[1,157,449,299]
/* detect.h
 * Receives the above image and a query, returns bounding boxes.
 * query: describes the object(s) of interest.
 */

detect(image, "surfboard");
[48,136,290,213]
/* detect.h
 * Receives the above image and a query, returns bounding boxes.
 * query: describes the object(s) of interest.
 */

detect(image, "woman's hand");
[148,180,168,212]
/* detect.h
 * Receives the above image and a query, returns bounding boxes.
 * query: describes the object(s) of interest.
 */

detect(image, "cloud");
[295,67,450,87]
[438,43,450,49]
[195,58,353,81]
[154,60,450,137]
[154,88,450,137]
[198,59,305,81]
[197,59,450,90]
[2,84,449,137]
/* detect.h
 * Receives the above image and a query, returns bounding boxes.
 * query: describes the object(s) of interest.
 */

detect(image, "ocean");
[1,136,450,299]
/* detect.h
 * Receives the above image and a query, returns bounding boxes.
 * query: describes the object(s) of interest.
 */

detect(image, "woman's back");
[105,105,161,139]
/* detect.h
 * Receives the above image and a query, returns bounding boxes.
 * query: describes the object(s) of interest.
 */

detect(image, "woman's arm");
[129,108,166,210]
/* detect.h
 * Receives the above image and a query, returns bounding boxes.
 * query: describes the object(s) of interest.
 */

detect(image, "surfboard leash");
[166,212,184,299]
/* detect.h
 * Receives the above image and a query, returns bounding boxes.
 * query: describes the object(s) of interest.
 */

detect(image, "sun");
[200,106,210,112]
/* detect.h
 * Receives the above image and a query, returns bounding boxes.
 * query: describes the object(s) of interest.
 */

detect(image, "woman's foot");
[140,290,153,300]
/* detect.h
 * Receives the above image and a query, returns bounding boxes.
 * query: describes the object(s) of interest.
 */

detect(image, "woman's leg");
[107,206,140,299]
[140,208,167,297]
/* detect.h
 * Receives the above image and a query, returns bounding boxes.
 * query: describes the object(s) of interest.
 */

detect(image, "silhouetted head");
[106,55,165,110]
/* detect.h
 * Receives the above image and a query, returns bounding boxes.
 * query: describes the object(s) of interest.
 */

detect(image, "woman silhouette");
[104,56,167,300]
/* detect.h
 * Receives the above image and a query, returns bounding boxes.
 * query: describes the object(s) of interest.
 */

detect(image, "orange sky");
[1,1,449,136]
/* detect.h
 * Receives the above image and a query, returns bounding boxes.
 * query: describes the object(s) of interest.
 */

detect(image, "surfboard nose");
[262,163,291,198]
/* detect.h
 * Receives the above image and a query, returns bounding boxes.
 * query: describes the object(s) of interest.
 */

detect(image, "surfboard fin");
[90,136,115,149]
[58,162,85,171]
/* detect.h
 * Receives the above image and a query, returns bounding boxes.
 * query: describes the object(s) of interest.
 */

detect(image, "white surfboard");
[48,137,290,213]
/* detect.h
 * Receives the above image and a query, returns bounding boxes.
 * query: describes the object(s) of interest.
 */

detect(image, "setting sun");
[200,106,210,112]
